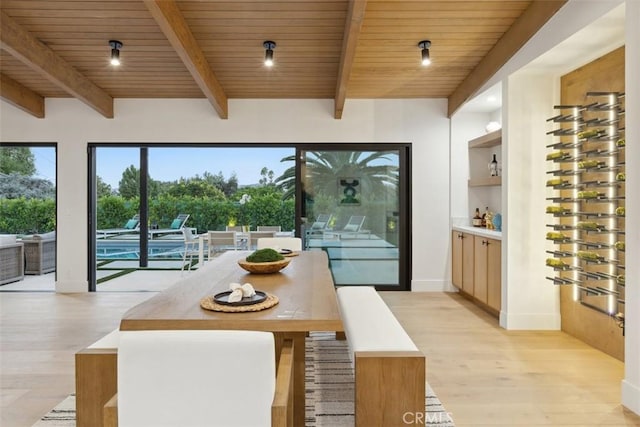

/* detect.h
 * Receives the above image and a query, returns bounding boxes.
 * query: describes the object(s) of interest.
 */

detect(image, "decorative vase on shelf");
[492,213,502,232]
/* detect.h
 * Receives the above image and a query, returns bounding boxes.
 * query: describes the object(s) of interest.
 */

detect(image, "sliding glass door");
[89,144,295,291]
[298,145,410,290]
[89,143,410,291]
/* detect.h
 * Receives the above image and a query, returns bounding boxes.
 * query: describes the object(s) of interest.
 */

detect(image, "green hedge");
[98,195,295,233]
[0,198,56,234]
[0,195,295,235]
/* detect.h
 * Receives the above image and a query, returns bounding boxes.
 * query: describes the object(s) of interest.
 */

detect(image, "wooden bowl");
[237,258,291,274]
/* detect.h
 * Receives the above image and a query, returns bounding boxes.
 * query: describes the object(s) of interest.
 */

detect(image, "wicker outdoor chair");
[0,235,24,284]
[22,231,56,275]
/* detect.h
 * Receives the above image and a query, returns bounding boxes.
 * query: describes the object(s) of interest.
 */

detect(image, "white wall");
[0,98,451,292]
[622,0,640,415]
[501,72,561,330]
[449,112,488,224]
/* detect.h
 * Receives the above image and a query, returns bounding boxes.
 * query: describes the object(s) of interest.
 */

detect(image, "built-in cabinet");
[452,229,501,316]
[474,236,501,312]
[452,231,474,295]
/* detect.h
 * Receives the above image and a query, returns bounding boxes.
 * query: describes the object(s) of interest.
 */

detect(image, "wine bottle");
[489,154,498,176]
[473,208,482,227]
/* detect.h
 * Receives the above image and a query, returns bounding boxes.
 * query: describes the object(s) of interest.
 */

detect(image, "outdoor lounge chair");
[149,214,190,240]
[308,214,332,232]
[323,215,369,240]
[97,215,140,238]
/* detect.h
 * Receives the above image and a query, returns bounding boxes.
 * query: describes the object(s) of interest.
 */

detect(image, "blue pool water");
[97,240,184,260]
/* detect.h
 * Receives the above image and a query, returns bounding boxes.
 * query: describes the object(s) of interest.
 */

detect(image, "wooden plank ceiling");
[0,0,567,119]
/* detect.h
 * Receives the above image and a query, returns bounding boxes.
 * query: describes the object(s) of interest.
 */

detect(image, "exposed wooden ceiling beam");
[144,0,228,119]
[334,0,367,119]
[0,73,45,118]
[447,0,567,117]
[0,11,114,118]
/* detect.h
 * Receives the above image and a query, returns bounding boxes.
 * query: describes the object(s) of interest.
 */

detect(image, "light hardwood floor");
[1,290,639,427]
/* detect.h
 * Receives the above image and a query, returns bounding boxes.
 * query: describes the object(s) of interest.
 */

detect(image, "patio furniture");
[149,214,190,239]
[308,214,332,232]
[207,231,240,258]
[103,330,294,427]
[323,215,369,240]
[22,231,56,274]
[257,225,282,232]
[257,237,302,252]
[97,215,140,238]
[304,214,333,248]
[247,231,276,250]
[0,235,24,285]
[181,228,200,272]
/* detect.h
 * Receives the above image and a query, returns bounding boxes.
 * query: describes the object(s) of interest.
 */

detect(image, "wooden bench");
[75,329,119,427]
[336,286,426,426]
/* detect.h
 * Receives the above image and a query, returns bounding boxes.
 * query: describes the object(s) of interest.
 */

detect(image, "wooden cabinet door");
[452,232,463,288]
[461,233,474,295]
[486,238,502,311]
[473,236,488,303]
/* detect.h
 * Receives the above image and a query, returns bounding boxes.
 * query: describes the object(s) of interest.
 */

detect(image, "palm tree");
[275,151,399,201]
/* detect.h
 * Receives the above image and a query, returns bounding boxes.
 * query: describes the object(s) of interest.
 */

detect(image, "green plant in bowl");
[246,248,285,263]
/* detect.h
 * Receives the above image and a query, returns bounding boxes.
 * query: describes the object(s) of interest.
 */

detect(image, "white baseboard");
[622,379,640,416]
[55,280,88,293]
[499,311,561,330]
[411,280,458,292]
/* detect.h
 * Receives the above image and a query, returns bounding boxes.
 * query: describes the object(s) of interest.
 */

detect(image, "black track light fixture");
[109,40,123,66]
[263,41,276,67]
[418,40,431,66]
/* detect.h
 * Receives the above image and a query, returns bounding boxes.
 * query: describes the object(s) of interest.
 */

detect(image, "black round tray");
[213,290,267,306]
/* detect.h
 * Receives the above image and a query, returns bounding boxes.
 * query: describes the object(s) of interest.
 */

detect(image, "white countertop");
[452,225,502,240]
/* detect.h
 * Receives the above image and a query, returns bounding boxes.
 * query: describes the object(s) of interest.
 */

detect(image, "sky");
[32,147,57,183]
[30,146,293,188]
[31,146,398,189]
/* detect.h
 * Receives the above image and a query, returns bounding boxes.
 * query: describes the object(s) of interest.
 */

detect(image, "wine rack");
[545,92,625,333]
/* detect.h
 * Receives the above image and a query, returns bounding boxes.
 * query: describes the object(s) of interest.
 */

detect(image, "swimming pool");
[97,240,184,260]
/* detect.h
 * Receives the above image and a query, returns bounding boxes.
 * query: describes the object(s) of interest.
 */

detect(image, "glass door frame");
[294,143,411,291]
[0,142,58,290]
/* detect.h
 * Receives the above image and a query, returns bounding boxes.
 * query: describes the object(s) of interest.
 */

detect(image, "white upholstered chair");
[257,237,302,252]
[103,330,293,427]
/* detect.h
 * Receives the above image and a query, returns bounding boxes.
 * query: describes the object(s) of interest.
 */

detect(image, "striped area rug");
[305,332,454,426]
[33,333,454,426]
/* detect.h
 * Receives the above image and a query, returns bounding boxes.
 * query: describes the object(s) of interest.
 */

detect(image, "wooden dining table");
[119,250,343,426]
